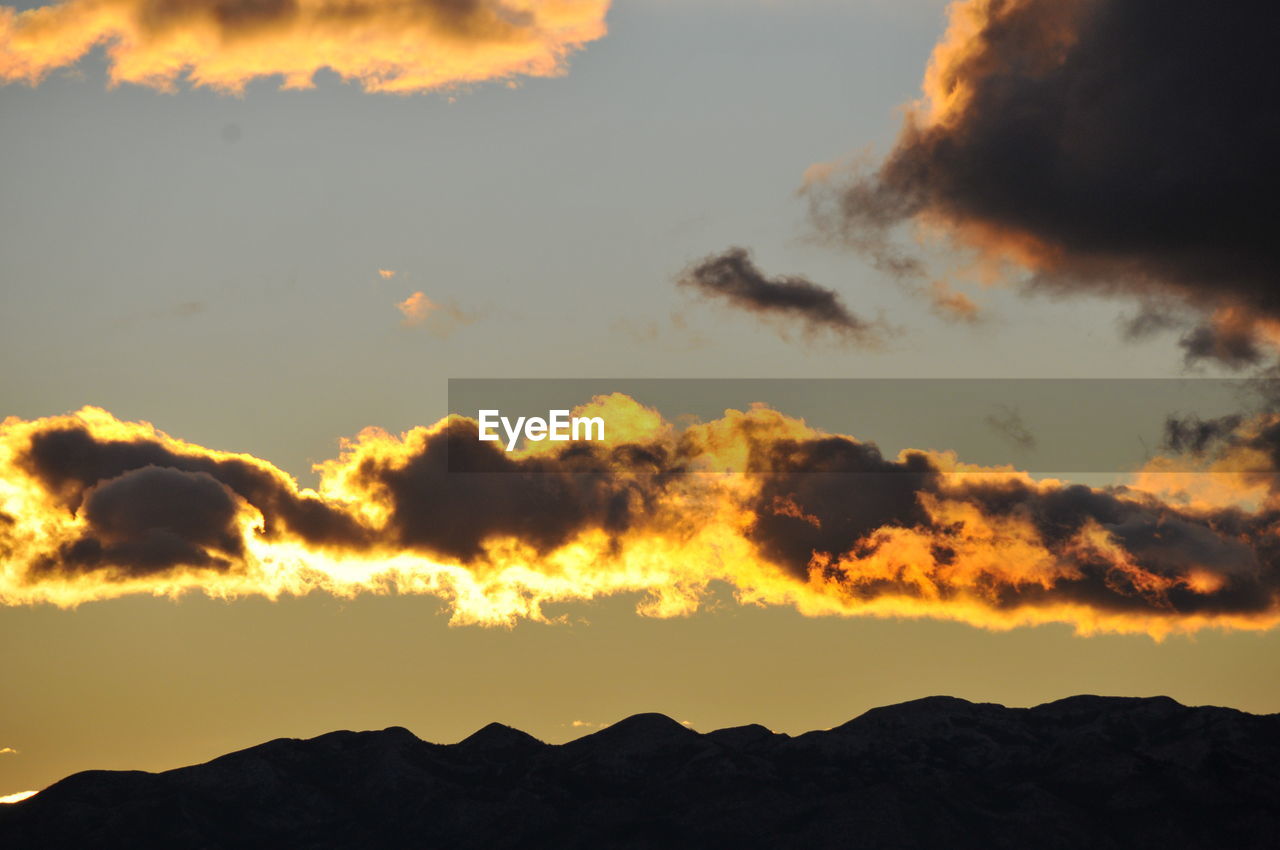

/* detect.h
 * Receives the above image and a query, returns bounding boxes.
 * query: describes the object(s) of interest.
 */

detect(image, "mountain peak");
[705,723,781,746]
[584,712,694,741]
[833,695,990,731]
[457,722,544,751]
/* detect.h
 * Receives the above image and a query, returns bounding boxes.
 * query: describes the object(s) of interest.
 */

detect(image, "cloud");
[31,467,247,579]
[342,414,676,562]
[396,291,477,335]
[1162,414,1245,458]
[378,269,396,280]
[396,291,434,325]
[0,748,16,756]
[807,0,1280,366]
[678,247,888,347]
[984,405,1035,450]
[4,400,1280,636]
[928,280,979,323]
[16,411,373,555]
[0,0,611,93]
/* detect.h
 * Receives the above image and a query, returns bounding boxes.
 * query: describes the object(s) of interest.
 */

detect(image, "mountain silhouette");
[2,696,1277,849]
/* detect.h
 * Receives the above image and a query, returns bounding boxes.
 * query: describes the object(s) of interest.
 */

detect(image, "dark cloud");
[1179,321,1265,369]
[22,425,371,550]
[33,467,244,578]
[746,436,936,578]
[1119,302,1186,342]
[350,418,685,562]
[743,430,1278,617]
[813,0,1280,367]
[931,476,1273,616]
[1162,413,1246,457]
[678,247,887,346]
[959,478,1275,616]
[1161,413,1280,492]
[983,405,1036,450]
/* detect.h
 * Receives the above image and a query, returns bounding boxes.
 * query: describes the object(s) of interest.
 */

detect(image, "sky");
[2,0,1279,799]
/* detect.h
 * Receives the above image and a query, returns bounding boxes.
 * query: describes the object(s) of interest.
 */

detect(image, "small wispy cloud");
[378,269,397,280]
[0,747,17,756]
[397,291,435,325]
[396,291,478,336]
[984,404,1036,451]
[678,247,890,348]
[929,281,980,323]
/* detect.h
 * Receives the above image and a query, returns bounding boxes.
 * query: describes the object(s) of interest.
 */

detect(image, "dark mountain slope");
[2,696,1277,849]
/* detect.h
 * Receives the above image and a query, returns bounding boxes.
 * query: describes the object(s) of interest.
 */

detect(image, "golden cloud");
[0,0,611,93]
[2,397,1279,637]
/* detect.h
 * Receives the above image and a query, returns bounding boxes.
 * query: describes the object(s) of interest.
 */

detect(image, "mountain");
[2,696,1277,849]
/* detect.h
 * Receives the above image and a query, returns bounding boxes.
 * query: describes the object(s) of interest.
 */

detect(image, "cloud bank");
[3,398,1280,636]
[0,0,610,93]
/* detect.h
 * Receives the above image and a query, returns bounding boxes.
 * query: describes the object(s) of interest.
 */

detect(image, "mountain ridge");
[2,695,1277,849]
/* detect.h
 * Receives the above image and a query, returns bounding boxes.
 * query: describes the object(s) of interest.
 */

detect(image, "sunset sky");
[3,0,1278,800]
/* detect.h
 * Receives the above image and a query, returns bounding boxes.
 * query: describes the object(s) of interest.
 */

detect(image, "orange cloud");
[396,290,476,334]
[928,280,979,323]
[0,0,611,93]
[378,269,397,280]
[396,290,435,325]
[3,399,1280,637]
